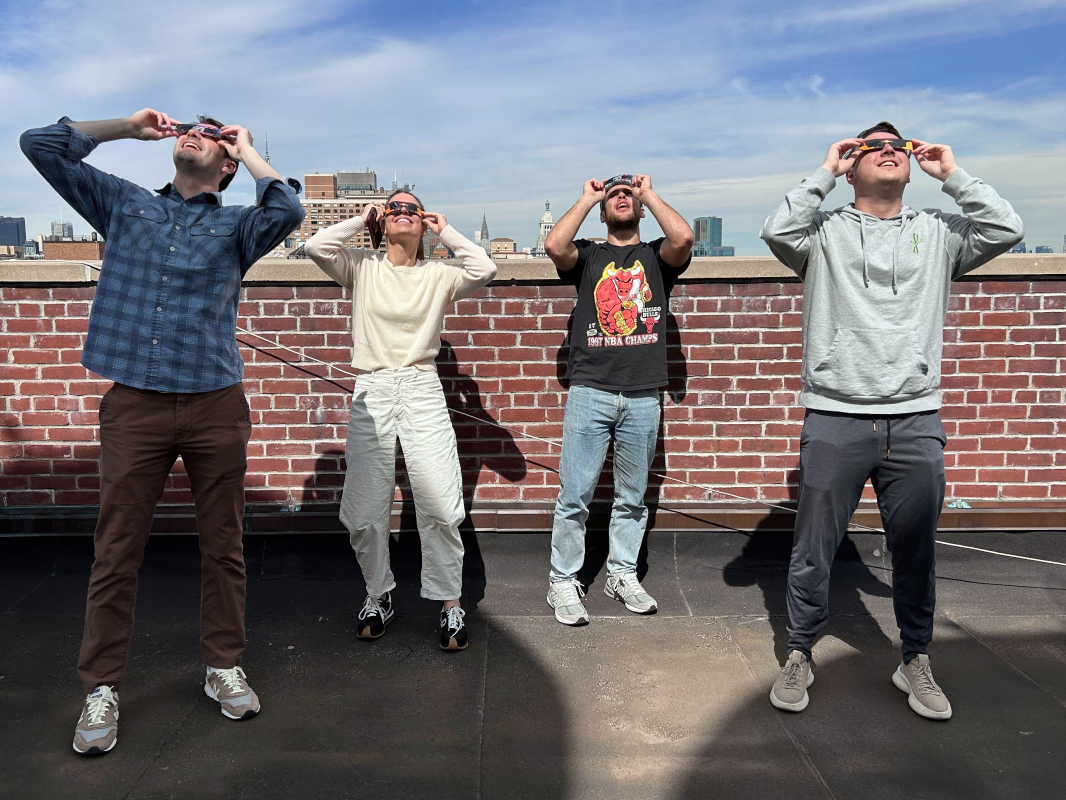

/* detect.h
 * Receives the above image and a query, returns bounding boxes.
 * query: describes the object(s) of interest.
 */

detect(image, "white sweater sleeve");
[305,216,368,290]
[438,225,498,301]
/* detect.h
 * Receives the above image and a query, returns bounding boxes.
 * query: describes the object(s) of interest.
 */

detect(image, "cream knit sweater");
[305,217,497,372]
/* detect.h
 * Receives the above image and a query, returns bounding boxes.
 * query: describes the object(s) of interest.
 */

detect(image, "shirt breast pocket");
[119,201,167,250]
[189,219,236,265]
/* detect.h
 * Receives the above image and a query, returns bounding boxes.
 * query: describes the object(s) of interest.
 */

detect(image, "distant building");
[292,170,389,250]
[490,237,516,254]
[51,220,74,240]
[423,230,452,259]
[0,216,26,247]
[43,234,105,260]
[22,240,41,258]
[692,216,735,257]
[1035,246,1054,254]
[1009,242,1026,254]
[534,201,554,256]
[478,214,491,254]
[0,245,23,260]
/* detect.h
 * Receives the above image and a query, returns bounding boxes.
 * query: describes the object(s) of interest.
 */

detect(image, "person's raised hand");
[583,178,605,203]
[362,202,385,223]
[631,174,654,200]
[910,140,958,182]
[822,138,865,177]
[218,125,252,162]
[128,108,180,141]
[422,212,447,234]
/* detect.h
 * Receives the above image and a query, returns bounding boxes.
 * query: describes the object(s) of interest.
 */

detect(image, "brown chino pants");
[77,382,252,693]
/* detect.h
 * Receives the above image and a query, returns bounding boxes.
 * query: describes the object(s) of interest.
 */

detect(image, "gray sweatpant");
[786,409,947,663]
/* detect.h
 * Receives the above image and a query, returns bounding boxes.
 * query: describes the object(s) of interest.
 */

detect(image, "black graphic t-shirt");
[558,237,690,391]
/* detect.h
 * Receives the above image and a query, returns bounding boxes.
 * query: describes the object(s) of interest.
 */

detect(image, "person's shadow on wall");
[554,308,688,590]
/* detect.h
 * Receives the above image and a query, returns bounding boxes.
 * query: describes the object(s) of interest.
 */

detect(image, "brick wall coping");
[2,253,1064,285]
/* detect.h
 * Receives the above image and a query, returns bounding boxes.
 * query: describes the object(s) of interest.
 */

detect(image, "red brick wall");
[2,280,1065,509]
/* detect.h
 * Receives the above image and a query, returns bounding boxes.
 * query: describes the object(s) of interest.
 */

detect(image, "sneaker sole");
[357,612,395,640]
[547,594,589,626]
[72,737,117,755]
[603,585,657,615]
[203,683,260,720]
[769,668,814,712]
[892,667,952,720]
[440,637,469,651]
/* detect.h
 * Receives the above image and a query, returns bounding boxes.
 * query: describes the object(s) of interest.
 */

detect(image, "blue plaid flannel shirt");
[21,119,306,393]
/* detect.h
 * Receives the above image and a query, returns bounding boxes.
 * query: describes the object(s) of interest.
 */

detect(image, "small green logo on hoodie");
[912,233,922,254]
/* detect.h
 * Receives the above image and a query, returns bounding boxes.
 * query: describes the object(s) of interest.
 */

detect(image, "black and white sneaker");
[439,606,468,651]
[357,592,394,639]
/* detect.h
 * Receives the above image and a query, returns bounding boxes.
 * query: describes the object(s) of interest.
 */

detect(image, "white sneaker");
[547,579,589,626]
[604,573,657,614]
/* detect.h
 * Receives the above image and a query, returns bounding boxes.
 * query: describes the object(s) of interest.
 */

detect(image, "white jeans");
[339,367,465,601]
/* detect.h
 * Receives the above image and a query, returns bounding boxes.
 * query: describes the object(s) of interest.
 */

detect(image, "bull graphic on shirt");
[594,260,655,337]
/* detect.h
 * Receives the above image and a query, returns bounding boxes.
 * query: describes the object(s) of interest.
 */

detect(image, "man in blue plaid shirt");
[21,108,305,755]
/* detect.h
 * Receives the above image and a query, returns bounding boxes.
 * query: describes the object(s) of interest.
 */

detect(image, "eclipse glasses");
[603,174,635,194]
[173,123,236,143]
[383,201,424,218]
[846,138,914,158]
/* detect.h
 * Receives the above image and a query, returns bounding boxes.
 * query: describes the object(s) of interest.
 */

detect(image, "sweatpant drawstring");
[887,418,891,460]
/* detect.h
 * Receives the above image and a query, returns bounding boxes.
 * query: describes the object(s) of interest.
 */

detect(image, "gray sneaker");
[604,572,657,614]
[204,666,261,720]
[73,685,119,755]
[770,650,814,712]
[892,654,952,720]
[547,579,589,626]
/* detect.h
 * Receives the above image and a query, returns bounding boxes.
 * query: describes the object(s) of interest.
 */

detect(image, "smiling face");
[383,192,426,240]
[600,185,644,229]
[846,131,911,192]
[172,127,235,190]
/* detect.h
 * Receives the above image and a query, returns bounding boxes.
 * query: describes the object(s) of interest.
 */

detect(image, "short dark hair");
[856,120,902,139]
[199,115,239,192]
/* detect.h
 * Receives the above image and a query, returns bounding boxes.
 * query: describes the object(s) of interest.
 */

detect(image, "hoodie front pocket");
[810,328,932,399]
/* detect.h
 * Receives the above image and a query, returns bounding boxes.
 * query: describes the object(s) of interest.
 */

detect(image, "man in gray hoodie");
[760,121,1023,720]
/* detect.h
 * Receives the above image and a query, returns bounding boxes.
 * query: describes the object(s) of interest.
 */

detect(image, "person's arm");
[630,174,693,268]
[305,213,368,290]
[544,179,604,271]
[20,109,176,235]
[224,126,305,272]
[220,125,284,183]
[759,138,864,276]
[423,213,498,301]
[909,140,1025,278]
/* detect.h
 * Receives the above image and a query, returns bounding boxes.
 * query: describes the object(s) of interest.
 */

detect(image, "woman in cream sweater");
[305,191,497,650]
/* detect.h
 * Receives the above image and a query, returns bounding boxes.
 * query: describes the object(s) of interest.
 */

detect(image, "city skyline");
[1,1,1065,254]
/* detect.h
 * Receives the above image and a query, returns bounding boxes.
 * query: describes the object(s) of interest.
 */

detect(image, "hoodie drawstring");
[859,215,869,289]
[891,219,907,295]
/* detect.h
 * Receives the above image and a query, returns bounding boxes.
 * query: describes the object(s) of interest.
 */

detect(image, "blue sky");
[2,0,1065,254]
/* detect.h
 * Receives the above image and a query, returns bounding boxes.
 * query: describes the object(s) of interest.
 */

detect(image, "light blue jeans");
[549,384,662,582]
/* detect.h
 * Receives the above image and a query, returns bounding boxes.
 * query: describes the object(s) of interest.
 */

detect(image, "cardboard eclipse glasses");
[173,123,237,143]
[846,138,915,158]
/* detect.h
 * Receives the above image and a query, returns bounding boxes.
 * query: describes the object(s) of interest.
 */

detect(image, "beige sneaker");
[770,650,814,712]
[893,654,952,720]
[73,685,119,755]
[204,666,261,720]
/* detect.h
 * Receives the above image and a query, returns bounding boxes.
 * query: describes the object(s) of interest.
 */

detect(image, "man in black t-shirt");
[544,174,693,626]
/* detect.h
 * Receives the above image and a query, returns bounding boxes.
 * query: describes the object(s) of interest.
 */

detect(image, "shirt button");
[162,276,168,282]
[175,225,181,231]
[152,339,158,344]
[170,246,176,251]
[156,306,162,312]
[210,229,215,233]
[139,210,144,215]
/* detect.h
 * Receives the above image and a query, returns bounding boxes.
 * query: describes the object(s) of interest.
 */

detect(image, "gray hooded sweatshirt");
[760,167,1023,415]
